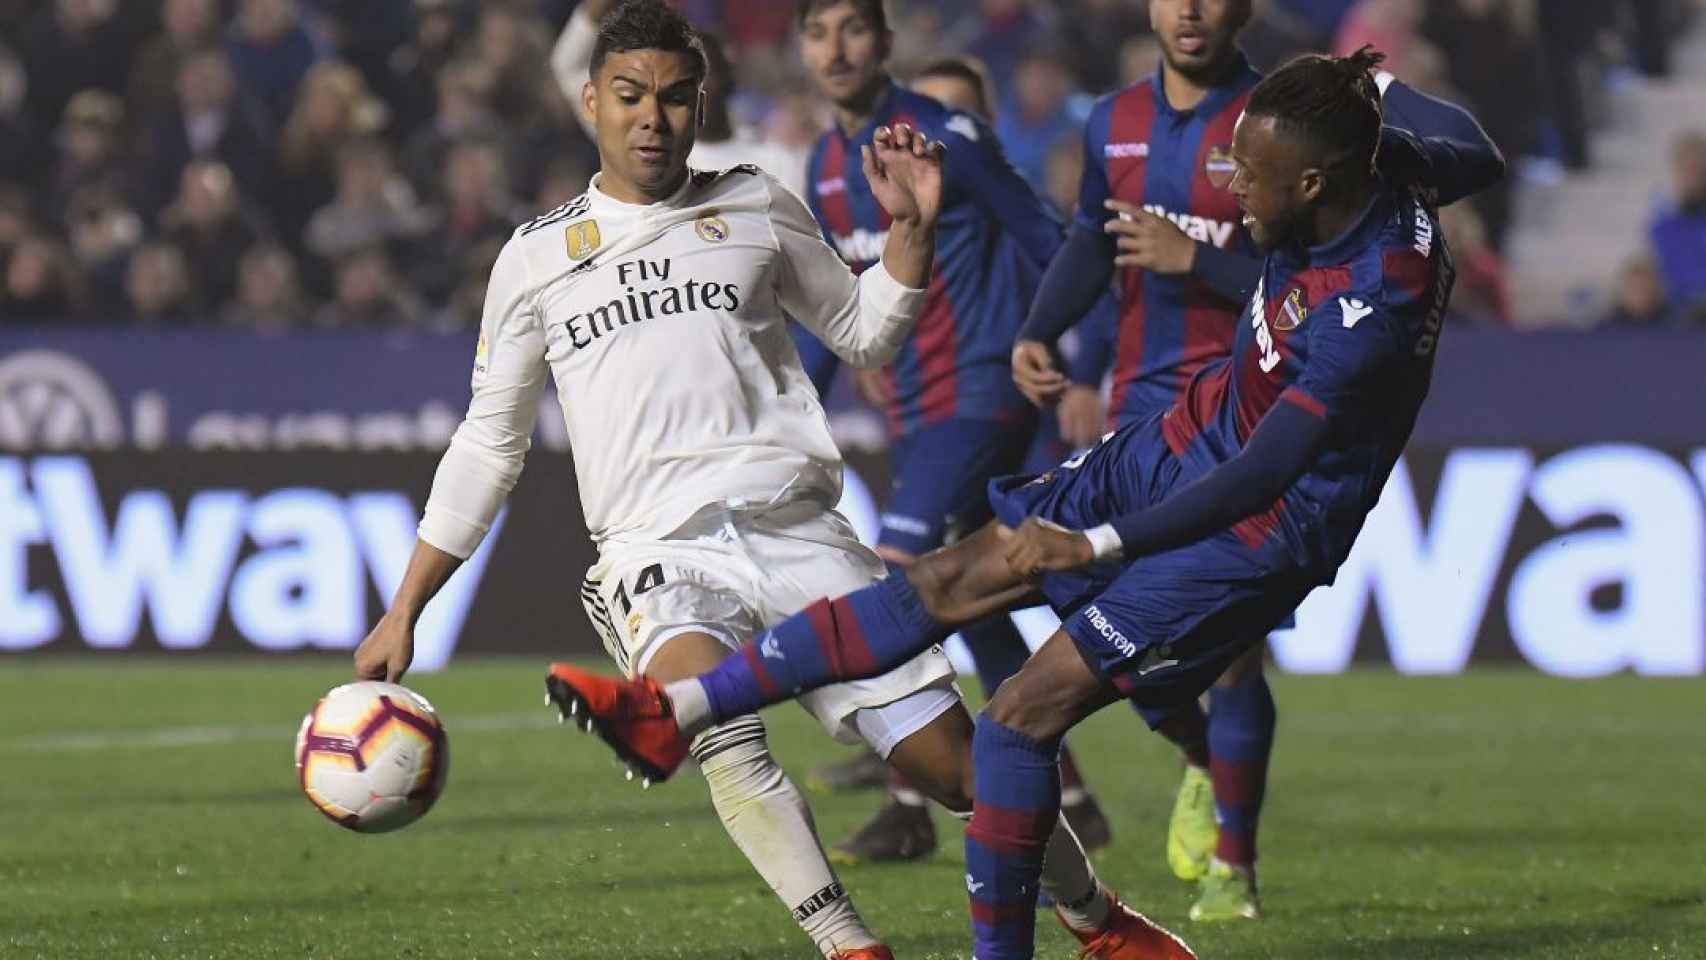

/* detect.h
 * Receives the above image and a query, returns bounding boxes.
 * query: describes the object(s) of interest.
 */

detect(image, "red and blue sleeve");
[943,113,1069,270]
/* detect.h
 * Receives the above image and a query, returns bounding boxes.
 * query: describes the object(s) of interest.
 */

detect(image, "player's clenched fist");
[1104,199,1197,274]
[1011,339,1067,407]
[864,123,946,227]
[1003,517,1095,578]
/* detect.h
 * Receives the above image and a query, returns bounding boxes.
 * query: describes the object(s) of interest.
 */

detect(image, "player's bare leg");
[551,630,886,959]
[971,631,1196,959]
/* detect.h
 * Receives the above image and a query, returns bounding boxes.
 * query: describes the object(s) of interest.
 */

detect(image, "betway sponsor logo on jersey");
[1249,278,1283,373]
[562,257,742,350]
[1143,204,1237,248]
[832,228,888,266]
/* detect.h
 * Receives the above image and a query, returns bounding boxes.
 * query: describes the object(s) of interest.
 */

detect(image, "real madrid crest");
[565,219,601,260]
[1205,145,1236,190]
[1276,288,1308,331]
[696,213,730,244]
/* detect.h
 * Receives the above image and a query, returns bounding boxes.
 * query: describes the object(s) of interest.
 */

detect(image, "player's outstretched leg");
[968,632,1195,960]
[547,522,1034,781]
[1150,703,1217,881]
[550,631,890,958]
[1191,649,1273,922]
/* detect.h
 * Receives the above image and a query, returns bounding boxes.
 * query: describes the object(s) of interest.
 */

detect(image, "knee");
[904,550,960,619]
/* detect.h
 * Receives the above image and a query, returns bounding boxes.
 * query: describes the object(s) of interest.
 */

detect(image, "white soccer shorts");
[580,498,960,756]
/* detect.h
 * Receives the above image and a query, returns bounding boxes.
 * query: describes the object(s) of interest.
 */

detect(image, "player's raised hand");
[354,612,415,683]
[864,123,945,227]
[1104,200,1197,274]
[1011,339,1067,406]
[1003,517,1095,578]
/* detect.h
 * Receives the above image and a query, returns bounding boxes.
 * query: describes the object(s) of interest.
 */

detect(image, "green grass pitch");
[3,661,1703,959]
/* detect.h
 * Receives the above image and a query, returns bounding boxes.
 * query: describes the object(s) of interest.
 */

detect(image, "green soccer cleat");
[1189,860,1262,922]
[1166,764,1217,881]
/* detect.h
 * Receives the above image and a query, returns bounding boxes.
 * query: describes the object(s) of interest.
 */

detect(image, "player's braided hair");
[590,0,707,82]
[1246,46,1387,178]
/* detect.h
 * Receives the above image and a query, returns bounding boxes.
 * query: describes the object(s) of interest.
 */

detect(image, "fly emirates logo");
[562,257,743,350]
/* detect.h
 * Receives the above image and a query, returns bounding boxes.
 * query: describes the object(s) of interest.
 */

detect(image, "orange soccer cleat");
[545,664,690,785]
[1059,893,1197,960]
[828,946,896,960]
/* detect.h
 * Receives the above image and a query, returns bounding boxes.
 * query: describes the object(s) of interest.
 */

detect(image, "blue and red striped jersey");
[1161,133,1458,573]
[805,81,1066,434]
[1076,58,1263,425]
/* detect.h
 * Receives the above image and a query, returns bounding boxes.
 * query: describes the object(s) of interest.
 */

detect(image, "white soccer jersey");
[417,166,924,558]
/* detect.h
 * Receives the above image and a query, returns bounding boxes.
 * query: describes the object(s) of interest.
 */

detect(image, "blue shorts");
[880,414,1037,555]
[988,417,1312,722]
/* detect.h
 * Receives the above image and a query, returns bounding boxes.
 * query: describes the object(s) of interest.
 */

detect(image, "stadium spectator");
[65,184,143,316]
[0,43,34,185]
[382,0,468,136]
[124,241,195,325]
[1116,33,1162,88]
[1439,204,1510,326]
[141,48,273,216]
[473,3,560,132]
[412,139,516,304]
[222,242,308,332]
[305,137,432,265]
[3,232,83,321]
[950,0,1060,102]
[1042,137,1083,221]
[20,0,137,134]
[996,50,1089,188]
[51,90,128,215]
[312,245,420,329]
[1603,252,1675,328]
[225,0,322,130]
[160,160,265,310]
[532,156,593,212]
[275,61,387,253]
[1649,130,1706,321]
[401,59,507,202]
[128,0,221,119]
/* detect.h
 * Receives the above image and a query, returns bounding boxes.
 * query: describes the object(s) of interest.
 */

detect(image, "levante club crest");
[1276,288,1309,331]
[1205,145,1237,190]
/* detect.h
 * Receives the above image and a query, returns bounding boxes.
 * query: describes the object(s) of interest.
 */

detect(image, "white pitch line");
[0,711,557,753]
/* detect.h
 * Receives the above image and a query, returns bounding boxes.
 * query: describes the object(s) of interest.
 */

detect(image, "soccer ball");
[294,681,449,833]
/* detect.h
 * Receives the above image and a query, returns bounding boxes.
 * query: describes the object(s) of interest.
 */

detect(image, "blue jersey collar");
[1302,188,1395,267]
[1149,51,1260,122]
[835,78,901,145]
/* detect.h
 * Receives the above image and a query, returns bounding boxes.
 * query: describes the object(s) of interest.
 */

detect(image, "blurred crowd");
[0,0,1701,330]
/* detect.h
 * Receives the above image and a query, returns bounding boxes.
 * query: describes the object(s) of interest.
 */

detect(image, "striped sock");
[1208,673,1277,867]
[965,714,1061,960]
[697,571,947,726]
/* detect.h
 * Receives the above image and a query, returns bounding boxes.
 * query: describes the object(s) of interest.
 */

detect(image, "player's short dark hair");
[796,0,889,34]
[590,0,707,83]
[912,56,994,118]
[1246,46,1386,176]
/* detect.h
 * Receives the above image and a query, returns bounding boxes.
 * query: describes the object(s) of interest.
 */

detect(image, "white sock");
[694,716,878,957]
[1042,817,1113,933]
[664,678,714,738]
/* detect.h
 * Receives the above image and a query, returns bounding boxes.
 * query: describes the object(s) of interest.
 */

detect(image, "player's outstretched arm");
[866,123,945,288]
[354,539,461,682]
[1376,78,1506,205]
[548,0,615,140]
[1004,399,1328,577]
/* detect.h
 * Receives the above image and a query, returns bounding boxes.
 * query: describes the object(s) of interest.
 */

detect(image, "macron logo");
[1340,297,1374,329]
[1083,605,1138,658]
[1104,142,1149,159]
[816,176,846,196]
[760,632,784,661]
